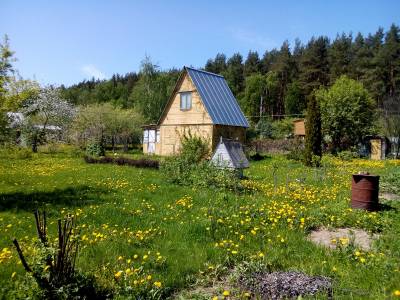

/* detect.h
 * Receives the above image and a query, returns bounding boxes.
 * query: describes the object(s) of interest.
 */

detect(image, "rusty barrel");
[351,174,380,211]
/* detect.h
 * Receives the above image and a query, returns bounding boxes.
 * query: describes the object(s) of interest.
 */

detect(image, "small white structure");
[211,137,249,176]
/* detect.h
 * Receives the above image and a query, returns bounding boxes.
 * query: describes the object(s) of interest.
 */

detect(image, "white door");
[148,130,156,154]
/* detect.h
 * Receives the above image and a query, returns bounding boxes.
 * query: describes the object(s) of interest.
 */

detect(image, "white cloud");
[229,28,277,49]
[81,64,106,80]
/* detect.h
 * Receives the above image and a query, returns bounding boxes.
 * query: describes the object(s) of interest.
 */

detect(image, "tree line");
[60,24,400,125]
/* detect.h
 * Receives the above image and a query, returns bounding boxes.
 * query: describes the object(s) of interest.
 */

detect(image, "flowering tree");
[22,86,75,152]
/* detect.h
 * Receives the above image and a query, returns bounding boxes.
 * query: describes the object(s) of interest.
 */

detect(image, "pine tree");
[328,33,352,83]
[382,24,400,97]
[224,53,244,96]
[299,36,330,97]
[271,40,293,115]
[261,49,279,74]
[304,94,322,166]
[244,51,260,76]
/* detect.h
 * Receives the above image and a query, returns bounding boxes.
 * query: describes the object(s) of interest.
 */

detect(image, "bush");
[161,156,242,191]
[286,140,305,162]
[255,118,274,139]
[271,118,295,139]
[337,150,359,161]
[86,142,105,157]
[180,132,210,162]
[12,211,109,299]
[161,134,242,191]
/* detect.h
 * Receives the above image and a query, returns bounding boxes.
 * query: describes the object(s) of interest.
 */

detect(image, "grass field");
[1,147,400,299]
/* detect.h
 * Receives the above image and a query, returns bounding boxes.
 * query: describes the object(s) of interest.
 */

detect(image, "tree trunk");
[32,134,38,153]
[123,136,128,152]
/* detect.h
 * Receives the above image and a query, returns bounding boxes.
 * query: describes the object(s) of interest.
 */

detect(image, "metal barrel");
[351,174,380,211]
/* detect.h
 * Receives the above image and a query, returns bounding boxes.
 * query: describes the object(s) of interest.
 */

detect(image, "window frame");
[180,92,192,111]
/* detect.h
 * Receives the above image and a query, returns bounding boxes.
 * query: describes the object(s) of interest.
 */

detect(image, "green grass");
[0,147,400,299]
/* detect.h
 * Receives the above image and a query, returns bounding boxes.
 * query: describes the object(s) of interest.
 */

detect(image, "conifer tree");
[244,51,260,77]
[304,94,322,166]
[299,36,330,97]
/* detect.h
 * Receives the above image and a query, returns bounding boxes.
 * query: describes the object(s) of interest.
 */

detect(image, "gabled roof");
[211,137,249,169]
[185,67,249,128]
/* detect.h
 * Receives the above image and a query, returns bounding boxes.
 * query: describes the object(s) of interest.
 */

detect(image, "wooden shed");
[142,67,249,155]
[211,137,249,176]
[293,119,305,137]
[359,135,389,160]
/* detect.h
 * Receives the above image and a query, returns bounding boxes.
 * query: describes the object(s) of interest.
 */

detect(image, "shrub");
[337,150,359,161]
[161,156,242,191]
[255,118,274,139]
[161,133,242,191]
[86,142,105,157]
[13,211,109,299]
[180,132,210,163]
[304,95,322,166]
[271,118,295,139]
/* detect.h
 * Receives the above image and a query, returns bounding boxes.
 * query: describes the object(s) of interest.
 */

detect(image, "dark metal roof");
[186,67,249,128]
[212,137,249,169]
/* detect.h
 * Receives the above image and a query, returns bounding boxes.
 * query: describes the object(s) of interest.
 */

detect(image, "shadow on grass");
[0,186,109,212]
[378,202,397,212]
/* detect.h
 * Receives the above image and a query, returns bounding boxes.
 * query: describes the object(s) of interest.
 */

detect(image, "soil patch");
[309,227,378,251]
[380,192,400,201]
[239,271,332,300]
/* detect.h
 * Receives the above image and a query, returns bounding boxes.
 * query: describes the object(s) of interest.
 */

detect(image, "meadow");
[0,147,400,299]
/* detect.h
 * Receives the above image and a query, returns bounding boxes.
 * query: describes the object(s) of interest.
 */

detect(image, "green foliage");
[284,81,305,115]
[161,134,240,191]
[271,118,295,139]
[128,56,179,122]
[286,139,305,162]
[255,118,273,139]
[316,75,375,152]
[337,150,359,161]
[240,74,266,122]
[86,142,105,157]
[71,103,144,150]
[0,145,32,159]
[179,132,210,163]
[304,95,322,166]
[299,36,330,96]
[223,53,244,96]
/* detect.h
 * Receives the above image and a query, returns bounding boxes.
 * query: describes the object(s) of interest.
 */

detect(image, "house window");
[143,130,149,143]
[180,92,192,110]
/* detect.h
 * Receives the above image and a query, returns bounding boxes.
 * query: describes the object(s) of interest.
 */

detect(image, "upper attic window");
[180,92,192,111]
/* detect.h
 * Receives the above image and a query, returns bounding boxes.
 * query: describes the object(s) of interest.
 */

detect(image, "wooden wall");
[159,124,213,156]
[160,73,212,126]
[212,125,246,149]
[293,119,305,136]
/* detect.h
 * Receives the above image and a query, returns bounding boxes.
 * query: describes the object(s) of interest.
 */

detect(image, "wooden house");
[142,67,249,156]
[211,137,249,176]
[293,119,305,137]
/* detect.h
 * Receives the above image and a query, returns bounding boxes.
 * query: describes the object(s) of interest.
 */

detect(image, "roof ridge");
[185,66,224,78]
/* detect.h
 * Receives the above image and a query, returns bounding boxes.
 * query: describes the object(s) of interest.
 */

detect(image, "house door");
[148,130,156,154]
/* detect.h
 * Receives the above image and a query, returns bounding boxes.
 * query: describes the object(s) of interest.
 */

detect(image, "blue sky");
[1,0,399,86]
